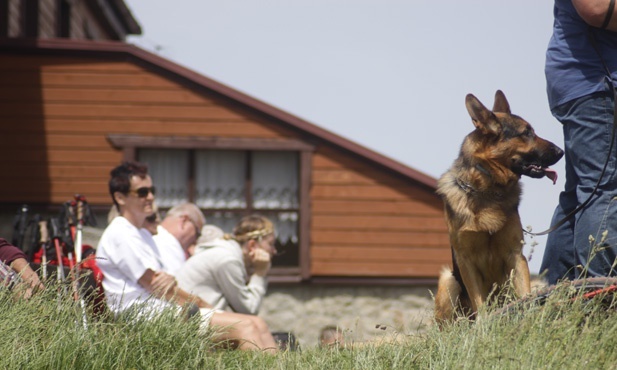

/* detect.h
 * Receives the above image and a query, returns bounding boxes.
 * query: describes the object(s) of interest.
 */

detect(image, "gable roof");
[0,38,437,190]
[93,0,142,37]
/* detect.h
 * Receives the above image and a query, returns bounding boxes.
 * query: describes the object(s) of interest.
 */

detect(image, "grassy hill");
[2,280,616,370]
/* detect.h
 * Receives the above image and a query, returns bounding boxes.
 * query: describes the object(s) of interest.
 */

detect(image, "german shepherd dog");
[434,90,563,325]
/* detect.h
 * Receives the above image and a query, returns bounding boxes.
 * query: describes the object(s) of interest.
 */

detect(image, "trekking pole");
[49,218,66,282]
[74,195,86,264]
[67,247,89,330]
[11,204,29,250]
[64,198,89,330]
[61,201,77,265]
[66,234,88,330]
[73,195,96,264]
[53,212,89,330]
[38,220,49,280]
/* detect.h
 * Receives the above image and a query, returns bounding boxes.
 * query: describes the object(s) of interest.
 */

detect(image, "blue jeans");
[540,90,617,284]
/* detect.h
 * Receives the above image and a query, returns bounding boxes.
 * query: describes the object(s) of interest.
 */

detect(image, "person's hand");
[250,248,272,276]
[152,271,177,294]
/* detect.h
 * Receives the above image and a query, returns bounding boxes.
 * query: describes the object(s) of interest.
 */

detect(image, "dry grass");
[1,277,617,369]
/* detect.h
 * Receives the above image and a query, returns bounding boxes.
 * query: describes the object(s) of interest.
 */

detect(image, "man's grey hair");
[165,203,205,227]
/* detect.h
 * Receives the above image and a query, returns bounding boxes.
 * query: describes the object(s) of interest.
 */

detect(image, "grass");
[2,279,617,369]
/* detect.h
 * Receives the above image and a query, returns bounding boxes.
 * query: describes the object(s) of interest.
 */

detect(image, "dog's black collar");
[454,162,493,194]
[474,163,492,178]
[455,177,476,194]
[454,177,504,199]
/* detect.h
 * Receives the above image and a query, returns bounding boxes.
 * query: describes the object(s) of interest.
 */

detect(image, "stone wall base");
[260,284,436,348]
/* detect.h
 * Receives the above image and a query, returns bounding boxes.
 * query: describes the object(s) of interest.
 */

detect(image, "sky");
[124,1,560,274]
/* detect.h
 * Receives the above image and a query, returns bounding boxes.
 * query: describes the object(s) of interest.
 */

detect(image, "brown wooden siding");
[0,54,293,205]
[0,52,450,280]
[310,147,449,278]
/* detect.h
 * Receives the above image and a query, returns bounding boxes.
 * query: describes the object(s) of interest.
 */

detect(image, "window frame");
[108,134,313,282]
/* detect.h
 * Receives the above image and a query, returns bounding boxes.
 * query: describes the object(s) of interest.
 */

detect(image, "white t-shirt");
[96,216,171,315]
[152,225,186,275]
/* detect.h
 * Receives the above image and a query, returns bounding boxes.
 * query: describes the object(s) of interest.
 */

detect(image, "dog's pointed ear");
[492,90,511,114]
[466,93,501,135]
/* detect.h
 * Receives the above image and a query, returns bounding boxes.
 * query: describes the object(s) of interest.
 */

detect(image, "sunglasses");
[129,186,156,198]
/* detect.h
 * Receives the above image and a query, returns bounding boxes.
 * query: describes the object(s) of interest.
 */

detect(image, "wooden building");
[0,1,449,285]
[0,0,141,41]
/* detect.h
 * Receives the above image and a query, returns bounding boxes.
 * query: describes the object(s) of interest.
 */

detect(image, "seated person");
[152,202,203,275]
[96,161,277,352]
[108,203,160,236]
[0,238,44,298]
[176,215,275,315]
[186,224,224,256]
[319,325,345,348]
[142,207,161,236]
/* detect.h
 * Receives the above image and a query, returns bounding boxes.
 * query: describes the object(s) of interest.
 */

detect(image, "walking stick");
[61,201,77,265]
[49,218,66,282]
[71,195,96,264]
[74,195,85,264]
[62,198,89,330]
[38,220,49,280]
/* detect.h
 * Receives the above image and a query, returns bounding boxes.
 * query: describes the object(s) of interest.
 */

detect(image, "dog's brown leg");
[456,261,485,312]
[454,232,490,312]
[512,253,531,297]
[434,268,461,327]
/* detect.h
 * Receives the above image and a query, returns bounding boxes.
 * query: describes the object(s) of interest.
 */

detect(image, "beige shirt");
[176,238,267,314]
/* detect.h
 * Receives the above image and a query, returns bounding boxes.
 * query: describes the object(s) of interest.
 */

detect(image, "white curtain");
[274,211,298,245]
[195,150,246,209]
[139,149,189,207]
[252,151,298,210]
[252,152,298,244]
[205,211,242,235]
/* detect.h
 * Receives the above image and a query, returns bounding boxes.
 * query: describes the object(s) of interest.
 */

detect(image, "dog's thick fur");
[434,90,563,326]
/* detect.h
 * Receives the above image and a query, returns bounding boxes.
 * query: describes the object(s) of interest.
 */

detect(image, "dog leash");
[524,27,617,237]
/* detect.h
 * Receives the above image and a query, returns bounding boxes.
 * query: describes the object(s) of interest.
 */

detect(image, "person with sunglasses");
[96,161,277,352]
[108,202,161,236]
[176,215,276,315]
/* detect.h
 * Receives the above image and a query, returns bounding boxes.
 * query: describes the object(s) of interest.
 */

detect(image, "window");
[139,149,300,268]
[21,0,39,37]
[58,0,71,38]
[109,134,313,281]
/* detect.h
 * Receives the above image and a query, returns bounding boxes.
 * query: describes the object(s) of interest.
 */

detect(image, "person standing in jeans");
[541,0,617,284]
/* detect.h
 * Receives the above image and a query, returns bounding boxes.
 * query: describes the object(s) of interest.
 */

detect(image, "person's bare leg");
[250,316,278,350]
[209,312,277,353]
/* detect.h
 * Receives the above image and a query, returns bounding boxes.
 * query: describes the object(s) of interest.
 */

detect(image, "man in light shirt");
[96,161,277,352]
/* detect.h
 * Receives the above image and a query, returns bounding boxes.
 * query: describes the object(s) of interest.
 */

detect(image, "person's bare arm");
[573,0,617,31]
[138,269,212,308]
[9,258,44,298]
[151,270,177,292]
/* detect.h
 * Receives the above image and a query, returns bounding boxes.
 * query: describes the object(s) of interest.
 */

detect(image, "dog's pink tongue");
[544,168,558,185]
